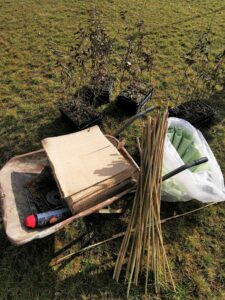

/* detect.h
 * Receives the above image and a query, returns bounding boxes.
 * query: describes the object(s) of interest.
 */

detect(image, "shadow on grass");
[36,117,73,141]
[100,100,131,136]
[0,116,72,168]
[0,224,56,300]
[201,89,225,131]
[54,264,141,300]
[161,200,205,240]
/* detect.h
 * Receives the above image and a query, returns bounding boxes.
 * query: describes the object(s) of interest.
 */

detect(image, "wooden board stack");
[42,126,137,214]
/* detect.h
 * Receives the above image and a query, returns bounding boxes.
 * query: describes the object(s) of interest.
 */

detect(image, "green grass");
[0,0,225,299]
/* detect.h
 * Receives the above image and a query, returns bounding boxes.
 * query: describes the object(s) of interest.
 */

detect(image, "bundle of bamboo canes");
[113,111,175,297]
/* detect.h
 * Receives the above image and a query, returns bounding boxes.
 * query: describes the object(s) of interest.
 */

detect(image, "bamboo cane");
[52,202,216,266]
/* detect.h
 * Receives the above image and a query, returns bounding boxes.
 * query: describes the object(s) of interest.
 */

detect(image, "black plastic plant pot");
[168,100,215,128]
[116,87,153,116]
[84,76,114,105]
[59,98,103,131]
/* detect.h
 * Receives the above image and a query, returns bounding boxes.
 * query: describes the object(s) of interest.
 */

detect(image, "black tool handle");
[162,157,208,181]
[115,106,160,137]
[137,87,154,112]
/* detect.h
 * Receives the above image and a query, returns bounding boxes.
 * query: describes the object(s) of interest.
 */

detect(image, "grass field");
[0,0,225,299]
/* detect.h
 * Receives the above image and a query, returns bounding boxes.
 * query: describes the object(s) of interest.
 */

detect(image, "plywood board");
[42,126,133,198]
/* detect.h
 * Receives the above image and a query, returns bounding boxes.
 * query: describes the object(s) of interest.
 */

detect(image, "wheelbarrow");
[0,103,159,246]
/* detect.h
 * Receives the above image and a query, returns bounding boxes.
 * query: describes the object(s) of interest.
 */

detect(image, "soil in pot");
[116,86,152,115]
[83,76,114,106]
[169,100,215,127]
[59,97,103,131]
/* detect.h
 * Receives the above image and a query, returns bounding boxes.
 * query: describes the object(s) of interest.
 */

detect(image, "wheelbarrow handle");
[162,157,208,181]
[115,106,160,137]
[137,87,154,112]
